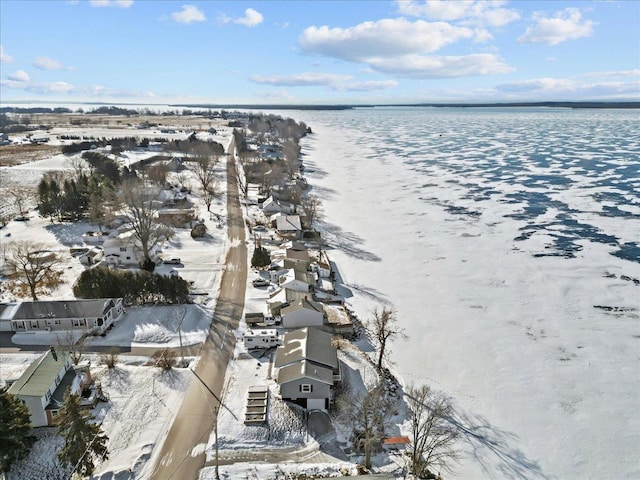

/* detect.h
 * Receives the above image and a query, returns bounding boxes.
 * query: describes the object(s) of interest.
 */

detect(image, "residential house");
[279,269,316,293]
[262,196,295,216]
[275,327,340,410]
[103,230,161,266]
[281,297,325,329]
[276,215,302,238]
[266,287,309,316]
[7,349,97,427]
[8,298,124,335]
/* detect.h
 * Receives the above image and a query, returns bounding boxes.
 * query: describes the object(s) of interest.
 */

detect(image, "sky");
[0,0,639,105]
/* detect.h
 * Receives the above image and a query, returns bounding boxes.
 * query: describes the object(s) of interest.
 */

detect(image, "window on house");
[119,247,127,252]
[30,321,38,328]
[51,410,58,417]
[97,318,104,326]
[15,322,25,329]
[300,384,313,393]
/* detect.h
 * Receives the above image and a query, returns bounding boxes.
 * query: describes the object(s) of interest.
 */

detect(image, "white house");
[103,230,161,267]
[262,196,295,215]
[279,269,316,293]
[281,297,325,329]
[7,298,124,335]
[6,349,97,427]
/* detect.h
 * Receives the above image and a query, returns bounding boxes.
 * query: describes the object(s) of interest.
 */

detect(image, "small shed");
[382,436,411,451]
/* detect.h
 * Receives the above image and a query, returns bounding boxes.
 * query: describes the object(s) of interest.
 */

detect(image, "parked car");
[163,258,182,265]
[252,278,270,287]
[253,225,267,232]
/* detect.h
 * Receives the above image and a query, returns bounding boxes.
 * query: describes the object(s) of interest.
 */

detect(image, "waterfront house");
[279,269,316,293]
[280,297,325,329]
[274,327,340,410]
[276,215,302,238]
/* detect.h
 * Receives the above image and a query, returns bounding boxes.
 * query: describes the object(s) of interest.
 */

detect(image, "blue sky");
[1,0,638,105]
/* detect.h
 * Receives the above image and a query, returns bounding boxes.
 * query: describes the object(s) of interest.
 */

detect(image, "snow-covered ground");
[1,123,398,480]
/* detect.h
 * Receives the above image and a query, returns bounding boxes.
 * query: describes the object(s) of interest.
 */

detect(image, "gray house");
[7,298,124,335]
[275,327,340,410]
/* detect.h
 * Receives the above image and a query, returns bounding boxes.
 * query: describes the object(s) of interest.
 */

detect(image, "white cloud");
[299,18,474,61]
[250,72,352,87]
[234,8,263,27]
[496,77,640,100]
[583,69,640,79]
[519,8,595,45]
[254,89,294,101]
[368,53,513,78]
[0,45,14,63]
[250,71,399,93]
[339,80,399,92]
[397,0,520,27]
[171,5,206,24]
[34,56,70,71]
[2,80,76,94]
[7,70,30,83]
[89,0,133,8]
[1,76,156,98]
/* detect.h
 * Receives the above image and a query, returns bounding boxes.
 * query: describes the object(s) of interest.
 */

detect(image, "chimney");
[50,345,58,361]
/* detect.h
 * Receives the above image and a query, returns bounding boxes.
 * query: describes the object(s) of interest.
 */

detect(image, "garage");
[306,398,326,411]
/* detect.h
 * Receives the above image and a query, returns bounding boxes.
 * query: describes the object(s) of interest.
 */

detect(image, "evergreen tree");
[0,391,36,472]
[56,389,108,477]
[251,239,271,268]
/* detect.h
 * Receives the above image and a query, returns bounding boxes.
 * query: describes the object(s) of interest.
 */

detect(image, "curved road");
[151,139,247,480]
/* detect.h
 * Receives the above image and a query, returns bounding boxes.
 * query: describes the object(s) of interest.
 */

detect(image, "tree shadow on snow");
[449,407,551,480]
[45,221,92,246]
[318,220,381,263]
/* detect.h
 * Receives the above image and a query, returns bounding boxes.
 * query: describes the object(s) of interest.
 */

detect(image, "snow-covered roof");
[274,327,337,370]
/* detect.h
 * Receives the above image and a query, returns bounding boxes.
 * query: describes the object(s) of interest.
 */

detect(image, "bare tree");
[369,307,406,370]
[350,384,391,470]
[56,331,86,365]
[7,241,62,300]
[187,156,219,211]
[120,179,173,265]
[147,163,170,186]
[406,384,460,477]
[301,194,323,229]
[8,187,35,217]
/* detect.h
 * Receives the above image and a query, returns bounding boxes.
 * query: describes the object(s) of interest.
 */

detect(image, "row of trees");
[73,267,191,305]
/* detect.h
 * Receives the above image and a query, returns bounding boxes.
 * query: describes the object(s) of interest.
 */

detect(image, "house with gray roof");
[281,297,325,329]
[7,298,123,335]
[274,327,340,411]
[276,215,302,238]
[6,349,97,426]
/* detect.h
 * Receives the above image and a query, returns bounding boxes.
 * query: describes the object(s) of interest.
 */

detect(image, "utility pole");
[190,368,220,480]
[176,307,186,367]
